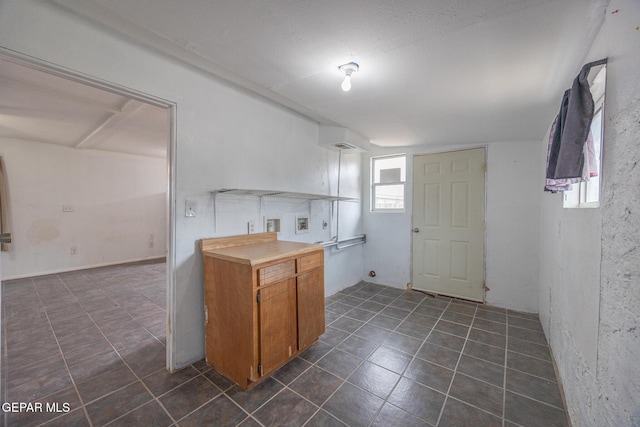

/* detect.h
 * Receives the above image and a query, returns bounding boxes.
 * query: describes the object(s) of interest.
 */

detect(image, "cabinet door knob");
[412,228,420,233]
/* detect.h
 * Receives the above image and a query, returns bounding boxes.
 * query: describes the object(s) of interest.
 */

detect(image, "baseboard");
[1,256,166,281]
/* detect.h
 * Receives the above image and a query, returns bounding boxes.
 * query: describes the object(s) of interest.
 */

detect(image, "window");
[563,65,606,208]
[371,154,406,211]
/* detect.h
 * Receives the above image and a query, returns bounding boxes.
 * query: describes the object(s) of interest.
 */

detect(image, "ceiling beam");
[74,99,144,149]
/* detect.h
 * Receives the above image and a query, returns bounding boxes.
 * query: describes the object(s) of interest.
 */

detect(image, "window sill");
[370,209,406,214]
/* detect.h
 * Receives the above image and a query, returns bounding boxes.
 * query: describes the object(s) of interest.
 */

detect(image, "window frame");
[371,153,406,212]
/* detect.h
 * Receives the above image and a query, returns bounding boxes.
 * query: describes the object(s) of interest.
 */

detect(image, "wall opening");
[0,48,177,372]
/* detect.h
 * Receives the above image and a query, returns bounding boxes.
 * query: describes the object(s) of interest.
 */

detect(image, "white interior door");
[411,148,485,301]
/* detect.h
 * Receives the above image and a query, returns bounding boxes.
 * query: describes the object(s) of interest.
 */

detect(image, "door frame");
[410,146,488,303]
[0,47,179,371]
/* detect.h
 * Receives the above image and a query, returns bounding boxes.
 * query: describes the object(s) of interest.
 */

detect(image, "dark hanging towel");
[546,58,607,180]
[546,89,571,182]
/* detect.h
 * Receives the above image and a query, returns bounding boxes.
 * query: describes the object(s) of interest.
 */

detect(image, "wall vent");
[319,126,370,152]
[332,142,358,150]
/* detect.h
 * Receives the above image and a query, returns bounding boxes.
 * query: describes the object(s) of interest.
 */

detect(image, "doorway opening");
[0,49,177,375]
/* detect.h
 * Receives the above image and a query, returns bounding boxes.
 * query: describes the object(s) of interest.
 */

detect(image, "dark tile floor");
[2,262,569,427]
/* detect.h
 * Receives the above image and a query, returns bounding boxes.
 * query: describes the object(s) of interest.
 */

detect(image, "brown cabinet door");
[297,268,325,350]
[258,278,297,377]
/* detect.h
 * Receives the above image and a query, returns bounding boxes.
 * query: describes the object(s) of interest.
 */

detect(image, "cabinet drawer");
[297,252,323,274]
[258,260,295,286]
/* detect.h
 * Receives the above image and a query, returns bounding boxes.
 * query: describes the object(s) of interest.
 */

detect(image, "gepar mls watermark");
[2,402,71,413]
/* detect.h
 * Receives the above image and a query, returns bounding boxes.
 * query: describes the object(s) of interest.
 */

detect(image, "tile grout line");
[202,366,309,427]
[131,373,215,427]
[372,294,455,427]
[209,347,339,427]
[3,264,169,426]
[48,268,172,426]
[32,274,94,427]
[214,282,550,426]
[5,273,562,427]
[59,270,151,425]
[502,388,568,412]
[360,288,438,427]
[1,279,14,427]
[361,289,495,426]
[68,271,178,427]
[434,302,479,427]
[76,269,166,348]
[297,346,347,409]
[321,285,410,427]
[502,311,509,427]
[330,287,394,427]
[0,278,36,427]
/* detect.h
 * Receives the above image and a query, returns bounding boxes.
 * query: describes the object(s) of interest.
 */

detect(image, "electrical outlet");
[247,221,255,234]
[70,246,78,255]
[62,205,74,212]
[149,233,155,248]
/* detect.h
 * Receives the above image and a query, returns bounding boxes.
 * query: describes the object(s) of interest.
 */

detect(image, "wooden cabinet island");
[200,232,325,390]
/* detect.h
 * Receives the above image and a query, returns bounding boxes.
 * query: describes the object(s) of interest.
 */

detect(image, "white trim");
[166,102,178,372]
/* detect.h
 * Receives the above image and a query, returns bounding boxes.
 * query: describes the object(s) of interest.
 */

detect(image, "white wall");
[0,138,167,279]
[485,141,541,312]
[362,140,541,312]
[538,1,640,425]
[0,0,363,369]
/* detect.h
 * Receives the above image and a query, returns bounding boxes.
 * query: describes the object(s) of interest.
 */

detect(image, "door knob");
[413,228,420,233]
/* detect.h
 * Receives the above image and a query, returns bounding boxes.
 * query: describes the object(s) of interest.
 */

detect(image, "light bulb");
[341,74,352,92]
[338,62,359,92]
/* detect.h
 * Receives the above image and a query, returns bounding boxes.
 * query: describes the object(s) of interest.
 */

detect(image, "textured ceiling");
[2,0,607,153]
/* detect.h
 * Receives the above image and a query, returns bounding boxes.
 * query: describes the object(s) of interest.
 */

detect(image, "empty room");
[1,1,638,426]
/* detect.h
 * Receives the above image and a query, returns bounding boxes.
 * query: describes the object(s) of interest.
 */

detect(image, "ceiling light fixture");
[338,62,359,92]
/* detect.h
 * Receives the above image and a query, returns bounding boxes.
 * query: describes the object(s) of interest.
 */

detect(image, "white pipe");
[321,234,366,249]
[335,149,342,243]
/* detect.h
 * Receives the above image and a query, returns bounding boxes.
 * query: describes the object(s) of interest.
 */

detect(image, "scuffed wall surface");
[484,141,541,313]
[538,185,603,423]
[0,138,167,279]
[539,1,640,425]
[598,93,640,425]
